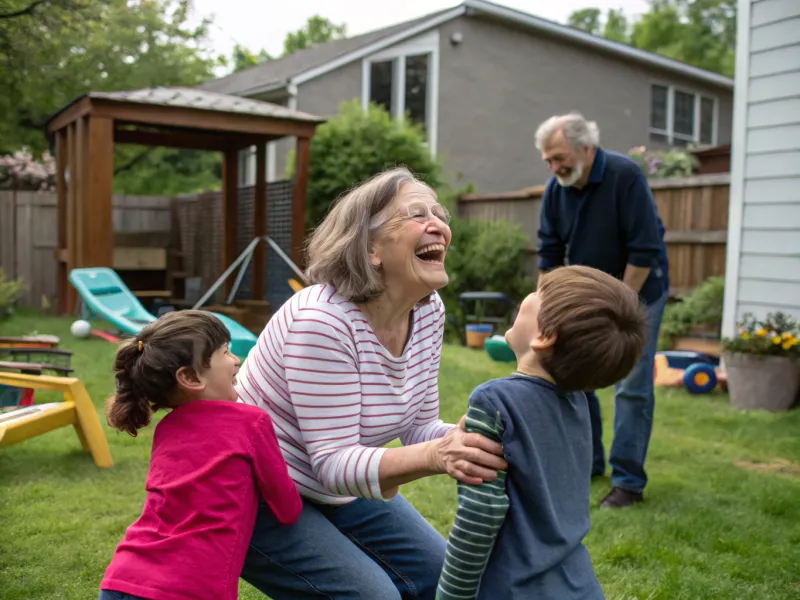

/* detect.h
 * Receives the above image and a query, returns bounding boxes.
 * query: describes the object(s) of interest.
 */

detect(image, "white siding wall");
[722,0,800,337]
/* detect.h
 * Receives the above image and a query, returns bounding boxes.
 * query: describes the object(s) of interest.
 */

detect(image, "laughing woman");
[234,167,507,600]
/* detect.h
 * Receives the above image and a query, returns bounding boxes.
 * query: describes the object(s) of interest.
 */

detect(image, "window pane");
[369,60,394,116]
[650,85,668,130]
[649,132,670,145]
[700,97,714,144]
[404,53,429,131]
[673,91,695,137]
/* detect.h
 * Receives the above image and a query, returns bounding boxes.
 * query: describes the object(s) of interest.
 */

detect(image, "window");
[649,84,716,147]
[361,30,439,155]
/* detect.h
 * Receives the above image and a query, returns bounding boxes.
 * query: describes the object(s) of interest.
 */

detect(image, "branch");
[0,0,50,19]
[114,148,155,176]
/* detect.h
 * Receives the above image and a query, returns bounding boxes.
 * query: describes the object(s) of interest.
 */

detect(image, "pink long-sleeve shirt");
[234,284,453,505]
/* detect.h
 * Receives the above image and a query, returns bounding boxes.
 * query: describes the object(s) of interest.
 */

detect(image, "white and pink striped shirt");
[234,284,453,505]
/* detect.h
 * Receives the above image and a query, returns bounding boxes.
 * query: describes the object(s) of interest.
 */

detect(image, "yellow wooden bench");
[0,372,113,468]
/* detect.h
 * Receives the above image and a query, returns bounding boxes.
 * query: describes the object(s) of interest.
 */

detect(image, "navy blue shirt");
[469,375,605,600]
[537,148,669,304]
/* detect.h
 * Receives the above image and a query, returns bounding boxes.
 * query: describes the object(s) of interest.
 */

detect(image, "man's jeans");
[588,290,667,493]
[241,493,446,599]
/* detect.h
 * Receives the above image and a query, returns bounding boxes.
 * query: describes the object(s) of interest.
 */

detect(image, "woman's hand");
[428,415,508,485]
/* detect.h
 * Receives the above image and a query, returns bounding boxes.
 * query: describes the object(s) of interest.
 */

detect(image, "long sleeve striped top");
[437,401,509,600]
[234,284,453,505]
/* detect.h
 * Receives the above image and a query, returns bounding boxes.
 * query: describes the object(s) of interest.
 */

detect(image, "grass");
[1,310,799,600]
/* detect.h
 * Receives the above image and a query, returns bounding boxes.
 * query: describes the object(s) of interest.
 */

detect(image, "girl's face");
[197,344,240,402]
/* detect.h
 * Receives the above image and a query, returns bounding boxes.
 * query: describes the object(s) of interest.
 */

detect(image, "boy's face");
[198,344,241,402]
[505,292,543,356]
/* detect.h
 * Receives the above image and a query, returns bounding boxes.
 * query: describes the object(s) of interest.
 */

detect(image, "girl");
[98,310,301,600]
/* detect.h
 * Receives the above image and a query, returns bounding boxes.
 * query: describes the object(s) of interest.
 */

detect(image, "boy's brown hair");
[536,266,648,391]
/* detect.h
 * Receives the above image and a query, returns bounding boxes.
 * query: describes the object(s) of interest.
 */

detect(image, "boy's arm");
[436,394,509,600]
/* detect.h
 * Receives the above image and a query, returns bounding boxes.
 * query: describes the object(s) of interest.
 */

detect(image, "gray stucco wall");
[436,15,734,192]
[722,0,800,336]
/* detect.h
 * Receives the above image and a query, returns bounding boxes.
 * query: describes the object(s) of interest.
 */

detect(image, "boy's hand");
[429,415,507,485]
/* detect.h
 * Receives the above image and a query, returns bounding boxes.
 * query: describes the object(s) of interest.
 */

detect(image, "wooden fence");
[0,191,172,310]
[458,173,730,296]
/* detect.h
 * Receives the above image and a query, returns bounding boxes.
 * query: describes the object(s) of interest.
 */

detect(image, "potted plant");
[722,312,800,412]
[658,276,724,354]
[0,269,25,319]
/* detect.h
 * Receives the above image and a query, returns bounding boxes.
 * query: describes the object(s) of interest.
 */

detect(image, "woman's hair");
[304,166,435,303]
[106,310,230,437]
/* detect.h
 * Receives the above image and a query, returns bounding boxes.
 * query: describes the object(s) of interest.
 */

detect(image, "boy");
[436,265,648,600]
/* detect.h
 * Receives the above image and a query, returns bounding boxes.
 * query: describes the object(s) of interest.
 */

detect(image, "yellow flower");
[756,328,767,337]
[772,336,782,345]
[782,340,795,350]
[740,332,750,340]
[781,331,793,340]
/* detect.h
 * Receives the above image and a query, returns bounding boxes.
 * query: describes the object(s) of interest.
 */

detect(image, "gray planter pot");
[722,352,800,412]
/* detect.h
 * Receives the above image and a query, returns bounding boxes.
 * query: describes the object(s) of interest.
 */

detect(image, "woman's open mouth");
[415,244,446,264]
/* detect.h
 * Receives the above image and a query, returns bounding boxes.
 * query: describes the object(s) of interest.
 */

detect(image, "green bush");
[0,269,25,319]
[295,99,443,229]
[628,145,698,179]
[658,275,725,350]
[439,216,534,337]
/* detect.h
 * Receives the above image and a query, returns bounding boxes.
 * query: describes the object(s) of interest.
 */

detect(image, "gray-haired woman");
[234,167,507,599]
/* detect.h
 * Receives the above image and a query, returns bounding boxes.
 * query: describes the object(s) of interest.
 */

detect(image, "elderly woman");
[233,166,507,599]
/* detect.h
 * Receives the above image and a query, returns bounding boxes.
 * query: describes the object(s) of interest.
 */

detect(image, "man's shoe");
[599,487,643,509]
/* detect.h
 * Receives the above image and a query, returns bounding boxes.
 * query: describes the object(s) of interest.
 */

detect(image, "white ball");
[70,319,92,339]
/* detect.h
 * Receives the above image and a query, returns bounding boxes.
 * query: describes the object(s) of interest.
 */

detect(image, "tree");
[230,43,273,73]
[565,0,735,77]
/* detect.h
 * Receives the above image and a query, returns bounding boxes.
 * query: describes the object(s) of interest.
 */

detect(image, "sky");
[188,0,651,62]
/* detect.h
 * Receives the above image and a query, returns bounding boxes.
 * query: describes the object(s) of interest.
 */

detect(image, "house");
[201,0,735,193]
[721,0,800,337]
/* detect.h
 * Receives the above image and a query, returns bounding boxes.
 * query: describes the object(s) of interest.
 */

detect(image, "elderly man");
[534,112,669,509]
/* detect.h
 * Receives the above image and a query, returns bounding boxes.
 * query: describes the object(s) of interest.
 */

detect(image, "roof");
[201,0,733,96]
[199,8,455,97]
[46,86,325,128]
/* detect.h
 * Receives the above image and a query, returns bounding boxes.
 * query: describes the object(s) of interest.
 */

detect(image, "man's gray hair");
[305,166,433,303]
[534,112,600,151]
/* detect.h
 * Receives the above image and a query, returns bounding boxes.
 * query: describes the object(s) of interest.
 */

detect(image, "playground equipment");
[68,267,258,358]
[0,336,73,410]
[654,350,727,394]
[0,371,112,468]
[450,292,515,348]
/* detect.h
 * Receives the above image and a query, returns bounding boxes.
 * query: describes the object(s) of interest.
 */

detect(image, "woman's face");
[370,182,452,300]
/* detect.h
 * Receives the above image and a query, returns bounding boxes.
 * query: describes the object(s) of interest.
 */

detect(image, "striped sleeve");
[284,306,387,501]
[436,395,509,600]
[401,296,454,445]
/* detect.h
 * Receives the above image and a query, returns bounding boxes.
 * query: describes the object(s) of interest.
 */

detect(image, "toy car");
[654,350,727,394]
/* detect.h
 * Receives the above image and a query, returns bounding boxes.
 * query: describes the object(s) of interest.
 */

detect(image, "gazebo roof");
[45,86,325,149]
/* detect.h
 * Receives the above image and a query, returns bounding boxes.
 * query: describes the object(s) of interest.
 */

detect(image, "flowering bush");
[722,312,799,358]
[628,146,697,179]
[0,149,56,191]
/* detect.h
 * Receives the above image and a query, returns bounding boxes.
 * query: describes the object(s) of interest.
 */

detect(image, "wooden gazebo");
[45,86,325,315]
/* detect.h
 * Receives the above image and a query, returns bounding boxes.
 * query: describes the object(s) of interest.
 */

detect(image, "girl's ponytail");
[106,339,153,437]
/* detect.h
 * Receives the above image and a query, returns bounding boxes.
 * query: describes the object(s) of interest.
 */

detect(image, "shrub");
[657,276,725,350]
[0,149,56,191]
[722,312,799,358]
[628,145,698,179]
[439,216,534,337]
[0,269,26,319]
[294,99,443,229]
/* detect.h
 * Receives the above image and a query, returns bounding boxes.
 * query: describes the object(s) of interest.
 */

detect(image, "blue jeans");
[588,291,667,493]
[98,591,144,600]
[241,493,446,599]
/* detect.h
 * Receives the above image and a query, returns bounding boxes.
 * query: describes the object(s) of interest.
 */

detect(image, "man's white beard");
[556,161,584,187]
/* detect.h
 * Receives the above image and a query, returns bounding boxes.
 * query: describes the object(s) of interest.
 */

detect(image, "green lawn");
[1,311,799,600]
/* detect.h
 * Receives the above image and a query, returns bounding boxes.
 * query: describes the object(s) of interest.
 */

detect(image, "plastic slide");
[68,268,257,358]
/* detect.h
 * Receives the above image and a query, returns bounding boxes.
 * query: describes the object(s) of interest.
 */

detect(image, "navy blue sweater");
[537,148,669,305]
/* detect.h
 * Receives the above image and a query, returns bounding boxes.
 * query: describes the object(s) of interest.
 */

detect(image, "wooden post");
[82,116,114,269]
[252,143,267,300]
[55,129,69,314]
[291,137,310,269]
[64,122,78,315]
[221,149,239,299]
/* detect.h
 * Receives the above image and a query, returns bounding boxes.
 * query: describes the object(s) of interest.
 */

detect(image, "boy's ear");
[531,333,556,351]
[176,366,204,392]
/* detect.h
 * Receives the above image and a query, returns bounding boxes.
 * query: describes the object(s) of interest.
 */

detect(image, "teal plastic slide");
[68,267,257,358]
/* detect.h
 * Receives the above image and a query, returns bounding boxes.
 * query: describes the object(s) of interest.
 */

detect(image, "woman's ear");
[176,366,204,393]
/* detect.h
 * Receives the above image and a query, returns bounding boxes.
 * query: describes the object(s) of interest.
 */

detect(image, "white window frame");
[649,82,719,147]
[360,29,440,156]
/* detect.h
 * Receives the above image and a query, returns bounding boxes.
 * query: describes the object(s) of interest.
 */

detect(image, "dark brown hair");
[536,266,648,391]
[106,310,230,437]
